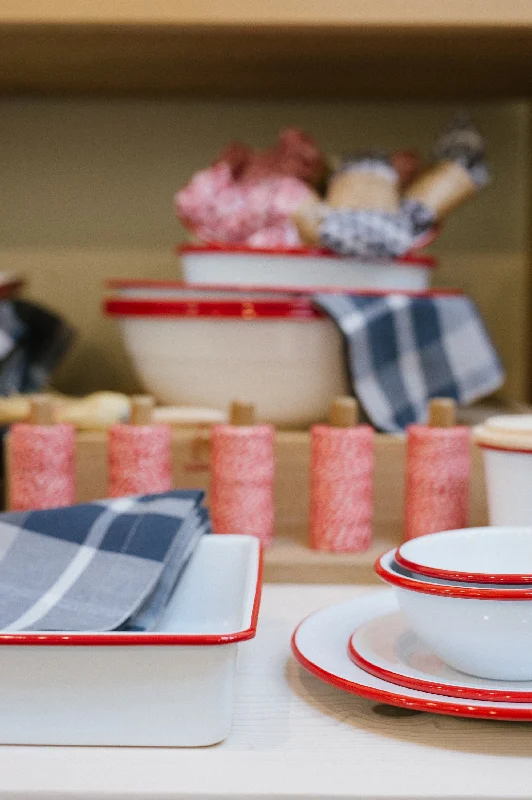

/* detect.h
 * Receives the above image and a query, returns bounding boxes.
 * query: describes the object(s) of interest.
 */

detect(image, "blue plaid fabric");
[314,293,504,432]
[0,490,210,632]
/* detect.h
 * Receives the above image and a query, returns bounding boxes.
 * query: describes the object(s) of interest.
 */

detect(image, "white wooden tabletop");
[1,584,532,799]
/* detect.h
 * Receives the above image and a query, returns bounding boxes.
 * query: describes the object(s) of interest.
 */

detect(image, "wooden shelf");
[2,3,532,98]
[263,536,395,584]
[5,1,532,26]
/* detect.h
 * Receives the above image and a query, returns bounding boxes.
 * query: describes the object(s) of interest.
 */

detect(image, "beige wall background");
[0,99,529,400]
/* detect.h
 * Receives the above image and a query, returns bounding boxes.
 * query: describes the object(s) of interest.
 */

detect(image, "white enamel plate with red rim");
[348,606,532,703]
[291,590,532,720]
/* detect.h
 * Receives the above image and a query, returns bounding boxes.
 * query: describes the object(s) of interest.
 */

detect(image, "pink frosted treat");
[404,425,471,540]
[175,128,325,246]
[310,424,375,552]
[176,164,316,246]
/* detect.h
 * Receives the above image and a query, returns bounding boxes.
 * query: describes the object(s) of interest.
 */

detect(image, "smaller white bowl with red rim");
[395,526,532,585]
[474,415,532,525]
[375,545,532,681]
[177,242,437,292]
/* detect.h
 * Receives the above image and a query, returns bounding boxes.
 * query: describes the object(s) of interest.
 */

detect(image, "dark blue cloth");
[314,292,504,432]
[0,491,210,632]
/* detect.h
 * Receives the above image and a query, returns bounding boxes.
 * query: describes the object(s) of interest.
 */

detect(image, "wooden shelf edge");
[3,0,532,28]
[1,22,532,98]
[264,536,395,584]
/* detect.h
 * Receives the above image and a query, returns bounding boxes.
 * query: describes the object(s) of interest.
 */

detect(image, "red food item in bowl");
[241,128,327,186]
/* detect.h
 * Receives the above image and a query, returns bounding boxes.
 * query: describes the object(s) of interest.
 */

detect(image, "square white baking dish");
[0,534,262,747]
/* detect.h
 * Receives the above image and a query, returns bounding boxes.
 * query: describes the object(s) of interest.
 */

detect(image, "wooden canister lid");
[474,414,532,451]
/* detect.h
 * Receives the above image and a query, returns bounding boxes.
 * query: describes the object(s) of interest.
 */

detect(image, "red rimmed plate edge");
[347,630,532,703]
[394,548,532,586]
[375,550,532,600]
[176,241,439,268]
[0,541,263,647]
[290,617,532,720]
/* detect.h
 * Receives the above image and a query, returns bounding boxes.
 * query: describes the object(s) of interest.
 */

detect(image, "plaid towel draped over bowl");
[0,490,209,632]
[313,292,504,432]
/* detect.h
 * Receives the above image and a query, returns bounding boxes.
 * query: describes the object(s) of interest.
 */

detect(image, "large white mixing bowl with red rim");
[104,291,348,427]
[177,243,437,292]
[105,283,462,427]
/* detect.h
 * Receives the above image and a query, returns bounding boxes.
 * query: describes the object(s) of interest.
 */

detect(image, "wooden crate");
[67,428,488,584]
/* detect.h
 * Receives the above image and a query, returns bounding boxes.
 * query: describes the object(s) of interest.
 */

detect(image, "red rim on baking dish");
[394,547,532,585]
[375,549,532,599]
[0,541,263,647]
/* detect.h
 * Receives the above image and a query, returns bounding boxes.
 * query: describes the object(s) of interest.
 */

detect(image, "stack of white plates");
[293,527,532,721]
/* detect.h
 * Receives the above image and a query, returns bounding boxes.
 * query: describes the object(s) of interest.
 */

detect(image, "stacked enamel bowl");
[104,282,349,428]
[376,527,532,681]
[177,243,437,291]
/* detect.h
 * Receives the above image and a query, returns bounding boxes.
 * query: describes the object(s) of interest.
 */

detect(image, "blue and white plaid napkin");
[0,490,210,632]
[314,293,504,432]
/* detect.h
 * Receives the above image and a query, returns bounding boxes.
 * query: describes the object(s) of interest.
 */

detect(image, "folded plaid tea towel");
[0,490,209,632]
[314,292,504,432]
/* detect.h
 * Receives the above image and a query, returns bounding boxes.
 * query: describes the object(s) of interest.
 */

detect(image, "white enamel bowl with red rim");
[474,415,532,525]
[395,526,532,584]
[375,547,532,681]
[104,288,347,428]
[105,283,461,427]
[177,242,437,292]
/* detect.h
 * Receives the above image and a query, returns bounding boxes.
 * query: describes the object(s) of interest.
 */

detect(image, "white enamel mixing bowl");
[376,547,532,681]
[105,293,347,428]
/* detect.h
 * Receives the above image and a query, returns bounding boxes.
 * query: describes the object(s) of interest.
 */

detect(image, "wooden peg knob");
[329,396,358,428]
[130,395,154,426]
[230,401,255,426]
[428,397,456,428]
[29,395,55,425]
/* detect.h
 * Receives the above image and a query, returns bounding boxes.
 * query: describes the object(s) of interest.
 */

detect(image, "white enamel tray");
[0,534,262,747]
